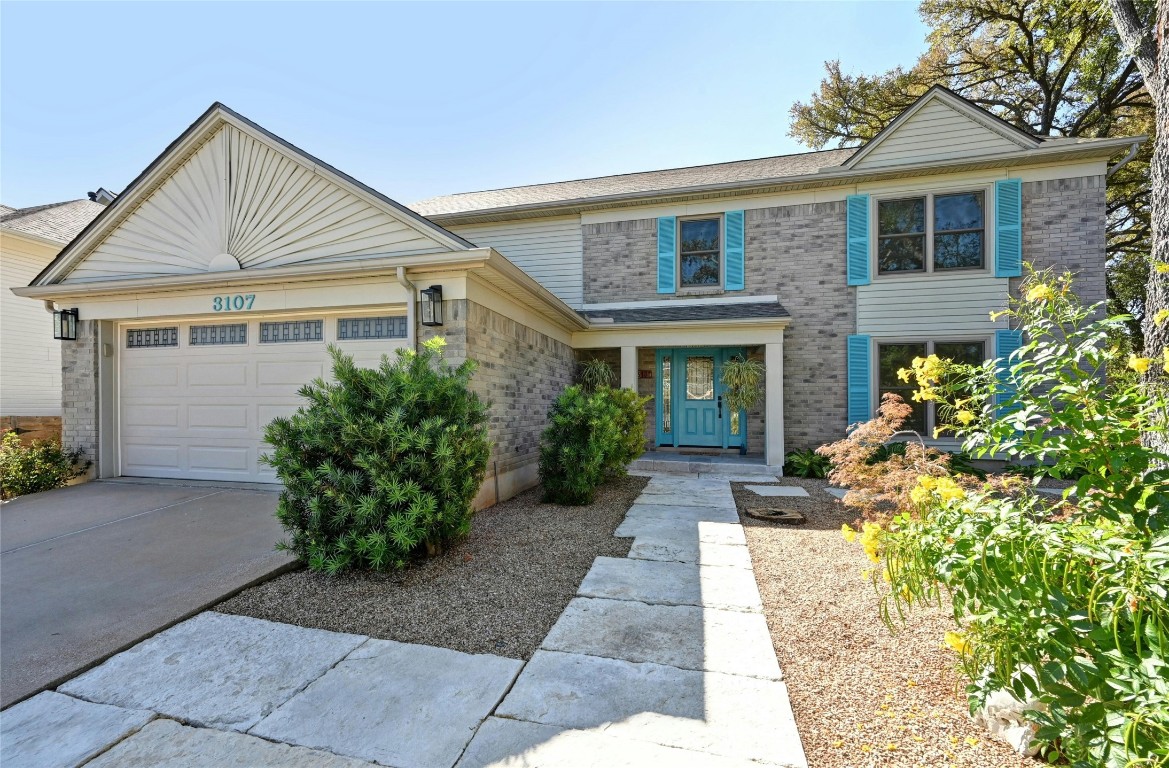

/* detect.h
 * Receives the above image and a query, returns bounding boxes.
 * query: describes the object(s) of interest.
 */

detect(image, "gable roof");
[842,85,1042,170]
[33,103,475,286]
[1,199,106,245]
[410,148,857,218]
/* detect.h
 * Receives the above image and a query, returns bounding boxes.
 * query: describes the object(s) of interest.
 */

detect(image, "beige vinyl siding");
[857,273,1009,336]
[1,234,62,416]
[449,216,583,308]
[853,100,1024,170]
[65,125,451,283]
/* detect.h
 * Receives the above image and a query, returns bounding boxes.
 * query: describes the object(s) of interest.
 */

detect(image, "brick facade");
[1017,175,1107,307]
[582,219,658,304]
[61,319,99,476]
[463,300,576,482]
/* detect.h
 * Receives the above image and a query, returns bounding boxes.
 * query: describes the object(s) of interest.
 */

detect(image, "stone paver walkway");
[0,473,805,768]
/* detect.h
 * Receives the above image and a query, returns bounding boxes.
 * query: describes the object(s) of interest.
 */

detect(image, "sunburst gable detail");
[63,122,454,283]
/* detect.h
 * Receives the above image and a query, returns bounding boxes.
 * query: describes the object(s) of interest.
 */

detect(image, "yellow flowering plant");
[864,266,1169,767]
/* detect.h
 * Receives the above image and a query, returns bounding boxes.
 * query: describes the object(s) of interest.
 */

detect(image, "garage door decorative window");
[337,316,407,340]
[189,323,247,346]
[126,327,178,348]
[259,320,323,344]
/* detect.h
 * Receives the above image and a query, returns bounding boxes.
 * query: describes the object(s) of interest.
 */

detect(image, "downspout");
[1107,142,1141,178]
[395,266,417,350]
[42,300,56,314]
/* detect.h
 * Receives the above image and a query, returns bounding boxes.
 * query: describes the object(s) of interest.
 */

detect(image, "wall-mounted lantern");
[420,285,443,327]
[53,308,79,341]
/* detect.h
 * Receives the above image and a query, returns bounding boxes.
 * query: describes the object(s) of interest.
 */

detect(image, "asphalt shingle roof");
[582,301,790,325]
[1,200,107,244]
[410,149,857,217]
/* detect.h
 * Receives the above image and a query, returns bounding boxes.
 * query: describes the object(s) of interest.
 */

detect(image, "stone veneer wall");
[61,319,100,476]
[1017,176,1107,307]
[582,220,659,304]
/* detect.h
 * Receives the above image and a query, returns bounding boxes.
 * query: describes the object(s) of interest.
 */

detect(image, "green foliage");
[720,356,765,413]
[783,448,833,479]
[0,431,88,499]
[262,338,490,573]
[869,267,1169,766]
[606,387,652,471]
[539,385,650,505]
[577,358,615,392]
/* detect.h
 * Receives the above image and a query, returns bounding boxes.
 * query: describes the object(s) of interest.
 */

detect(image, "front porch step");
[629,456,782,477]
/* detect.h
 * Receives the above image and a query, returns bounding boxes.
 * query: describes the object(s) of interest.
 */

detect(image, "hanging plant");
[577,358,616,392]
[721,356,765,412]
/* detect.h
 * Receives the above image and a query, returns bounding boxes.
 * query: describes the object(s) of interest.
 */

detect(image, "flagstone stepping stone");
[0,691,154,768]
[578,557,763,612]
[614,517,746,546]
[495,651,807,767]
[744,485,809,497]
[250,638,522,768]
[825,487,849,499]
[628,536,753,568]
[456,717,767,768]
[623,503,739,524]
[85,719,375,767]
[541,597,780,680]
[59,612,366,733]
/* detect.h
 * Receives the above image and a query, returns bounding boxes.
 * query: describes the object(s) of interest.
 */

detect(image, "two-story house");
[14,87,1137,505]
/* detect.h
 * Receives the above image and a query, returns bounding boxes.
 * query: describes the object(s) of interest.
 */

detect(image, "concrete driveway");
[0,480,294,709]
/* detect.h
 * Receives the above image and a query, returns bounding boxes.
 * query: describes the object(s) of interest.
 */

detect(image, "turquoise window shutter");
[994,179,1022,277]
[725,210,745,290]
[846,195,871,286]
[995,329,1023,415]
[657,216,677,294]
[847,335,872,425]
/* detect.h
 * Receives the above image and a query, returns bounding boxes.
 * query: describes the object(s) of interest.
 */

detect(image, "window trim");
[871,184,993,280]
[677,213,725,292]
[873,336,991,439]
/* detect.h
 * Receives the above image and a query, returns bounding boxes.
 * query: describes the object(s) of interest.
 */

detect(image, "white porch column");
[620,346,638,390]
[765,339,785,470]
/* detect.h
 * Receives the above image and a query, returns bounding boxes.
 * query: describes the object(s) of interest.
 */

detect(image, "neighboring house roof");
[582,301,790,325]
[411,148,856,218]
[0,200,106,245]
[0,205,14,215]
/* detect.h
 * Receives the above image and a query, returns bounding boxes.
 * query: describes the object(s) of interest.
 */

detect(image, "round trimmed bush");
[262,339,490,573]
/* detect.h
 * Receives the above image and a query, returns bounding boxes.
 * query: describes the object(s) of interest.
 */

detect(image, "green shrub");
[262,338,490,573]
[0,431,87,499]
[782,448,832,478]
[855,268,1169,766]
[605,387,651,473]
[539,385,650,505]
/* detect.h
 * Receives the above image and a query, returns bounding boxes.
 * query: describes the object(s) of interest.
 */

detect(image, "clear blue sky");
[1,1,927,209]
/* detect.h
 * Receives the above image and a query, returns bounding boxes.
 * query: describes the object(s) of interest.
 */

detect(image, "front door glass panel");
[661,357,671,434]
[686,357,715,399]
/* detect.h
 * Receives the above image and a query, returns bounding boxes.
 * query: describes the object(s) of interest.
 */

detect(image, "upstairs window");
[877,191,985,275]
[679,217,721,287]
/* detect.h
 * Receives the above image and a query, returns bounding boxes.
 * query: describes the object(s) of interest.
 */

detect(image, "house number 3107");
[212,294,256,312]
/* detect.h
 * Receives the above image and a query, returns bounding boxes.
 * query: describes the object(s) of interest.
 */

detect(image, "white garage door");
[119,313,408,483]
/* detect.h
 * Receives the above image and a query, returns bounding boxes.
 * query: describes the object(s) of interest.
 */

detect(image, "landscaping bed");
[217,475,646,660]
[732,478,1036,768]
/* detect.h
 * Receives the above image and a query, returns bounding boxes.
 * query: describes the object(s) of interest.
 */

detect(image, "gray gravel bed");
[216,476,646,660]
[732,478,1037,768]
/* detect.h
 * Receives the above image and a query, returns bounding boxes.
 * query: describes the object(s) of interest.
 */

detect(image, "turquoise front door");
[656,348,746,449]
